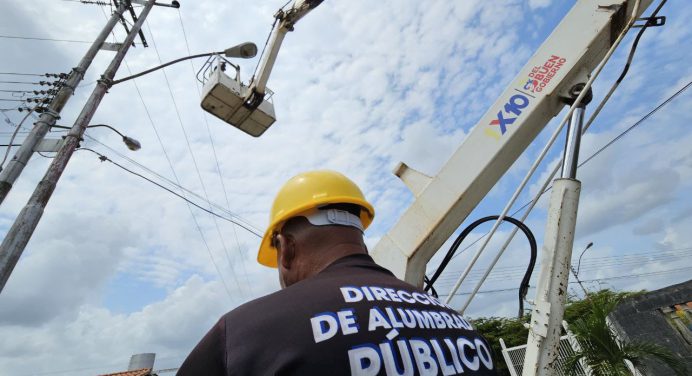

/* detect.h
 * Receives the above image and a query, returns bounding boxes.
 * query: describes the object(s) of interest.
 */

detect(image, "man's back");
[179,254,497,375]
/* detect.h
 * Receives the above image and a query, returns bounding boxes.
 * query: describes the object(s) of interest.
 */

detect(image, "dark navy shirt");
[178,254,497,375]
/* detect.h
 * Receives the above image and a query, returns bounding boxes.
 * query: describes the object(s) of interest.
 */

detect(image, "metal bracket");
[633,16,665,28]
[557,69,590,102]
[131,0,180,8]
[393,162,432,198]
[529,300,551,338]
[100,42,123,52]
[34,139,64,153]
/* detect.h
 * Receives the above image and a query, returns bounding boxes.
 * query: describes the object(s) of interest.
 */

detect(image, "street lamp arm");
[52,124,124,138]
[575,241,594,276]
[109,52,223,86]
[51,124,141,151]
[87,124,125,138]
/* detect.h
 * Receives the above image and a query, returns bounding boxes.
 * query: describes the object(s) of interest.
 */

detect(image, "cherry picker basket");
[198,54,276,137]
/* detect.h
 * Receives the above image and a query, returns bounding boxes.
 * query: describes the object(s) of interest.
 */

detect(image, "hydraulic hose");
[424,215,537,317]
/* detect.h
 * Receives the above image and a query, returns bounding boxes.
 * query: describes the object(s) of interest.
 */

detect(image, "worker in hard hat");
[178,170,497,375]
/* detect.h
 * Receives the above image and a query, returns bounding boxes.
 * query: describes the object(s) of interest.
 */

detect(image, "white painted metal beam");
[371,0,653,285]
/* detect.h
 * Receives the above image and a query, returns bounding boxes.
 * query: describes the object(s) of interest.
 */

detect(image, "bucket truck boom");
[200,0,323,137]
[372,1,655,375]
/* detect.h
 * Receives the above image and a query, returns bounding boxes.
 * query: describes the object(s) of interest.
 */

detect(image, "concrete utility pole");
[0,1,129,205]
[0,0,157,293]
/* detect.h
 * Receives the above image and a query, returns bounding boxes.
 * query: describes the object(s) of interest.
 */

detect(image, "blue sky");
[0,0,690,374]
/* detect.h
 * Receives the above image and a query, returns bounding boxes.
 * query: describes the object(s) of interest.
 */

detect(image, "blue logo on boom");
[487,94,529,138]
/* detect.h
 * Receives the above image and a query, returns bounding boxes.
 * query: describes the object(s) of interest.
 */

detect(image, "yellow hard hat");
[257,170,375,267]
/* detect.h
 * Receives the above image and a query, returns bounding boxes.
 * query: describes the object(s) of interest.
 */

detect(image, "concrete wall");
[608,280,692,375]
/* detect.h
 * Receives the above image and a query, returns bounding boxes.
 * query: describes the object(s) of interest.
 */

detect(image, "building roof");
[97,368,151,376]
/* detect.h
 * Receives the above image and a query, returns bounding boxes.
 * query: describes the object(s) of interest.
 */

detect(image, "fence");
[499,321,591,376]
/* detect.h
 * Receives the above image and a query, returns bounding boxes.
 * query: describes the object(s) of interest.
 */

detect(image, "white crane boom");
[249,0,324,98]
[371,0,653,285]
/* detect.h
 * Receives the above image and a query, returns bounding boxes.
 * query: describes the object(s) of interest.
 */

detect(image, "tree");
[473,316,529,376]
[564,291,688,376]
[472,290,688,376]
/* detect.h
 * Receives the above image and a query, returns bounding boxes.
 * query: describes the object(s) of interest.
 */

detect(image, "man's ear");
[277,233,295,269]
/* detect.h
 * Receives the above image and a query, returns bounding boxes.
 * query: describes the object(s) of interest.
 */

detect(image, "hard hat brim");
[257,197,374,268]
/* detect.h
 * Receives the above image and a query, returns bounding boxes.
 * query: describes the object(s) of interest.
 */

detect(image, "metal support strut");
[521,84,591,376]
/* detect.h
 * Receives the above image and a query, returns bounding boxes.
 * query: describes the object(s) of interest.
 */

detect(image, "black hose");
[424,215,537,318]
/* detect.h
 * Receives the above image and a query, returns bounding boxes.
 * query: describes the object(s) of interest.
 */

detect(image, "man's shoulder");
[222,288,285,323]
[221,255,408,324]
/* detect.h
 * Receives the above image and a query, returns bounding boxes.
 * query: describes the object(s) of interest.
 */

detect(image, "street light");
[571,242,594,299]
[52,124,141,151]
[88,124,141,151]
[109,42,258,86]
[575,241,594,276]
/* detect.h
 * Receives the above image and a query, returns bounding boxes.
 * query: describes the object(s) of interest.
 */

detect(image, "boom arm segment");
[199,0,323,137]
[371,0,653,285]
[246,0,324,106]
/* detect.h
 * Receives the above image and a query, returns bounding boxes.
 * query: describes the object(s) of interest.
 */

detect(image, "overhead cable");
[77,147,262,237]
[440,265,692,298]
[0,106,35,171]
[96,7,237,302]
[435,249,692,288]
[176,9,253,293]
[82,133,260,232]
[580,80,691,166]
[0,34,92,43]
[144,21,247,299]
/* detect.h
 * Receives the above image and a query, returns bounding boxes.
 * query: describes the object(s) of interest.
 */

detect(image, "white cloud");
[0,0,690,373]
[528,0,553,10]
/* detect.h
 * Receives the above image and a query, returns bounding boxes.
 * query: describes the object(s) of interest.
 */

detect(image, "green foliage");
[472,289,687,376]
[563,289,640,324]
[473,316,530,376]
[564,291,688,376]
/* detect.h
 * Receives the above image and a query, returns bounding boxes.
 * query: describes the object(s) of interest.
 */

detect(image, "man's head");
[257,170,375,287]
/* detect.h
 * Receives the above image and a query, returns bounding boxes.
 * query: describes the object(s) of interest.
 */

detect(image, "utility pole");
[0,1,129,205]
[0,0,157,293]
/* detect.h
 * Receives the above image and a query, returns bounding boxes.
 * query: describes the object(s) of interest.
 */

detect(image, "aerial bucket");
[198,55,276,137]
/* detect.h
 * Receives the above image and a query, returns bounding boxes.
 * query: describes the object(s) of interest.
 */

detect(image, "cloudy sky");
[0,0,690,374]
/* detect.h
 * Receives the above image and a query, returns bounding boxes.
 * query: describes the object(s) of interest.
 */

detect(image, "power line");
[144,20,247,299]
[96,6,237,302]
[175,9,253,293]
[440,265,692,297]
[433,247,692,288]
[0,72,47,77]
[0,34,92,43]
[82,133,260,232]
[61,0,112,5]
[434,249,692,287]
[444,79,692,265]
[0,106,35,170]
[579,80,691,166]
[436,248,692,283]
[76,148,261,236]
[0,80,60,85]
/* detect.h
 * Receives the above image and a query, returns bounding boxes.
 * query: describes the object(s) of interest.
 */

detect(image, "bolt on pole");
[0,2,129,205]
[0,0,157,294]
